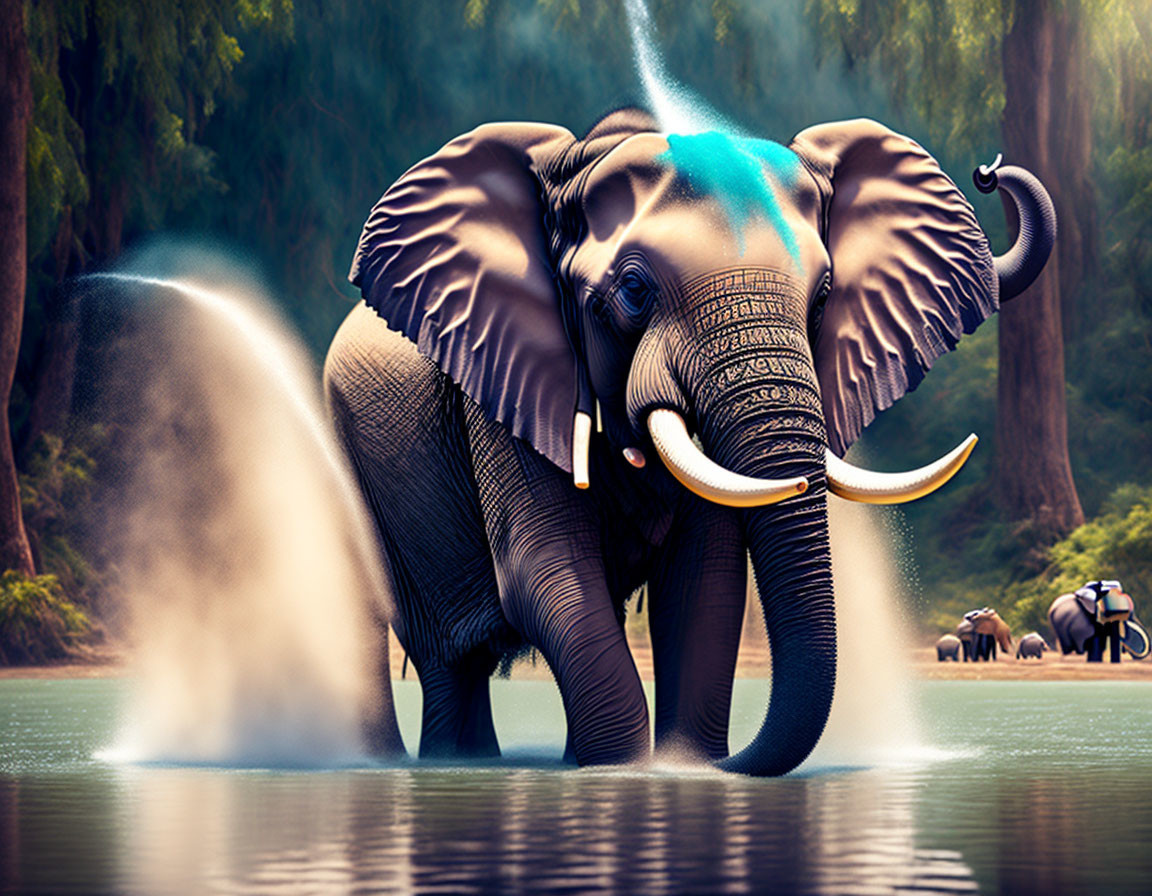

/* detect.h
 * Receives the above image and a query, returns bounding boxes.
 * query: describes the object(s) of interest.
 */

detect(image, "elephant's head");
[349,108,1054,775]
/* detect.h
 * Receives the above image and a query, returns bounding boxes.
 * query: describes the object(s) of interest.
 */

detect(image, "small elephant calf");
[1015,631,1051,659]
[936,634,962,662]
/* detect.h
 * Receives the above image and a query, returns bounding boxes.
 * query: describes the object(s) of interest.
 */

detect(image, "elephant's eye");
[613,269,655,324]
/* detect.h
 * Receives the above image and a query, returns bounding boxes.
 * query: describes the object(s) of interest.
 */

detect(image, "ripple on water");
[7,677,1152,894]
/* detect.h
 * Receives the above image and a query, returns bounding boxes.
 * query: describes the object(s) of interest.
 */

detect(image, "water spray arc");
[91,262,395,767]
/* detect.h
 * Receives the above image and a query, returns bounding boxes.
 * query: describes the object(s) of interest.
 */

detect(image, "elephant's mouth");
[643,406,978,508]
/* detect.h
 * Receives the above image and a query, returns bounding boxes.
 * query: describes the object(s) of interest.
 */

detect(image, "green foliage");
[24,18,87,262]
[18,429,112,616]
[805,0,1004,156]
[23,0,294,267]
[999,483,1152,635]
[0,571,91,664]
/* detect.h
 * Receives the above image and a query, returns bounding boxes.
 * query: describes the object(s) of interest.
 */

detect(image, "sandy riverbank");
[5,639,1152,682]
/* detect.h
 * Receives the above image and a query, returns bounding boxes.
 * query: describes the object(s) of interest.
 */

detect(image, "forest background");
[1,0,1150,662]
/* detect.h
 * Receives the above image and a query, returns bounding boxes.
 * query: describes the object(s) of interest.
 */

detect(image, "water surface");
[2,679,1151,894]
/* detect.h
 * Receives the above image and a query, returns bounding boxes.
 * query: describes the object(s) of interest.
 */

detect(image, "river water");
[2,678,1150,895]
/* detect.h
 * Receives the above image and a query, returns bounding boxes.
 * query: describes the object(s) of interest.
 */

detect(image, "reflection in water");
[0,780,17,892]
[9,680,1152,894]
[115,764,977,895]
[809,774,977,894]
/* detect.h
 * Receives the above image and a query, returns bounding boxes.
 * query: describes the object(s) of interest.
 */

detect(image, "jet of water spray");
[89,251,394,767]
[623,0,739,135]
[800,497,924,770]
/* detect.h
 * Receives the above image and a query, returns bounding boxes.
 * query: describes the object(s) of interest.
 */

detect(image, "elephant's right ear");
[349,123,578,471]
[789,119,997,457]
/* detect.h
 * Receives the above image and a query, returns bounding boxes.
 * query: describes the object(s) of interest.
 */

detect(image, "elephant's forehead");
[657,131,802,265]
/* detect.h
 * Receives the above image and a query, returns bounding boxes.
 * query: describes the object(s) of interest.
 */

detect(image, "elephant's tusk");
[824,434,978,504]
[647,409,808,507]
[573,411,592,489]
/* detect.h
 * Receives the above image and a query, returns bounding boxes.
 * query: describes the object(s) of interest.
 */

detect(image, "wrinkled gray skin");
[326,108,1051,775]
[1015,632,1050,659]
[936,634,962,661]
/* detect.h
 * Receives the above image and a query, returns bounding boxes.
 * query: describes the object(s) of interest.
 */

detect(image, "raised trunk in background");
[0,0,36,576]
[997,0,1084,542]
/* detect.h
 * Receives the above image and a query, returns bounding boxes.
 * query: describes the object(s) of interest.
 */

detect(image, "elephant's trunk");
[973,160,1057,301]
[696,351,835,777]
[723,490,835,775]
[630,271,836,775]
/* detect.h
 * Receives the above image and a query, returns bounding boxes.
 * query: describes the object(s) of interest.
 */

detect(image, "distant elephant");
[1049,582,1150,663]
[955,617,976,661]
[957,607,1012,661]
[1015,631,1051,659]
[936,634,962,661]
[325,107,1055,775]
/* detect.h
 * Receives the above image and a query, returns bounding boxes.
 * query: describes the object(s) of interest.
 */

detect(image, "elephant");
[1049,581,1151,663]
[955,617,976,661]
[957,607,1013,661]
[935,634,962,661]
[324,107,1055,775]
[1015,631,1051,659]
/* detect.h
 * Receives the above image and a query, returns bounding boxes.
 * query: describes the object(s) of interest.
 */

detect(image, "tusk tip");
[825,432,980,504]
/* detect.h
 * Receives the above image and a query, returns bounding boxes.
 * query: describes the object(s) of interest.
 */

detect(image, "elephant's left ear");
[349,122,578,471]
[789,119,998,456]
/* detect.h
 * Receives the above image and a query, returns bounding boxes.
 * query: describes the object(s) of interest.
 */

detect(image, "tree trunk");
[21,209,82,458]
[1046,1,1095,340]
[997,0,1085,542]
[0,0,36,575]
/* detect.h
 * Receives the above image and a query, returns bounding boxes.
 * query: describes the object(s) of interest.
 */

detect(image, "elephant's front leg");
[648,500,746,761]
[470,422,650,766]
[508,547,650,765]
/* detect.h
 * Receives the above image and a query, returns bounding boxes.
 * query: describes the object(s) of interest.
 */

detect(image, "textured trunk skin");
[658,271,836,775]
[726,492,835,775]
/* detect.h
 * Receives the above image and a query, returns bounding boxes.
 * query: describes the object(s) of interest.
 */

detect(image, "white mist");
[799,496,922,770]
[94,253,389,767]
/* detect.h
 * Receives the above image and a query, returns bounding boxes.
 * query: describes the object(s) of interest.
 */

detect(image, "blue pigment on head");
[659,132,802,265]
